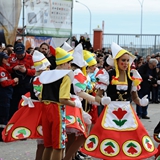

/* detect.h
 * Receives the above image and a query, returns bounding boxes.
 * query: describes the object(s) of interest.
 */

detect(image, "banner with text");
[25,0,72,37]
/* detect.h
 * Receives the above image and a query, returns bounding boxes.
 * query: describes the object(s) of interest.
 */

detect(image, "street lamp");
[137,0,144,55]
[75,0,91,38]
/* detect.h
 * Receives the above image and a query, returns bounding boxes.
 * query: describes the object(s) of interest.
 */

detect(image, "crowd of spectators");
[71,35,93,51]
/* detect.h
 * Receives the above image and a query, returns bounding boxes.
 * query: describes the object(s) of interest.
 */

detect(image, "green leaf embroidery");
[112,119,127,127]
[77,117,82,124]
[127,142,137,148]
[18,129,26,135]
[89,137,96,144]
[105,142,115,148]
[34,86,42,92]
[66,115,72,120]
[75,83,86,90]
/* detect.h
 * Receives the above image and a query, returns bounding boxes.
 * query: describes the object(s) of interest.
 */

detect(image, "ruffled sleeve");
[73,69,87,95]
[131,69,142,91]
[95,69,110,90]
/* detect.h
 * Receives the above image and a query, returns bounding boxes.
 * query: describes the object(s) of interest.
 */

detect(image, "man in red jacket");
[7,43,35,119]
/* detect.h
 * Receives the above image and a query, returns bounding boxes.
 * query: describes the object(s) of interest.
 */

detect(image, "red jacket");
[5,53,35,85]
[0,66,16,101]
[0,66,16,87]
[6,53,35,76]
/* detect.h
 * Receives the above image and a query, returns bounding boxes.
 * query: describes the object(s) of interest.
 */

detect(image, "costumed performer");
[81,42,157,159]
[39,47,82,160]
[83,50,99,124]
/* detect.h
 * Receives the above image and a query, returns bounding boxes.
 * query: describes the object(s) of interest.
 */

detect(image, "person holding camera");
[136,58,158,119]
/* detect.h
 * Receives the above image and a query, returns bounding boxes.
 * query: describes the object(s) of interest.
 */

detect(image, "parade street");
[0,102,159,160]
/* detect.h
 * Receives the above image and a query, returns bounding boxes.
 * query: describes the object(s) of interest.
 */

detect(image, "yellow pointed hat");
[55,47,73,65]
[83,50,97,67]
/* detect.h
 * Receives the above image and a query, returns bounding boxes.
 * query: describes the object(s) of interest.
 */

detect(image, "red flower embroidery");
[146,139,152,149]
[33,77,41,85]
[112,108,127,120]
[127,146,138,154]
[147,142,152,149]
[95,69,104,76]
[104,146,115,154]
[16,133,24,139]
[74,73,87,83]
[87,141,94,148]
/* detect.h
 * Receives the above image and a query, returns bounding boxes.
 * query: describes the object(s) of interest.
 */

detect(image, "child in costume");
[64,43,97,160]
[0,52,19,141]
[2,50,51,160]
[39,47,82,160]
[81,42,157,159]
[83,50,99,124]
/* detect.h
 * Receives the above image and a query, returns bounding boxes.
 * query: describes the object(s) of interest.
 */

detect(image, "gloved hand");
[139,95,149,107]
[74,99,82,108]
[82,111,92,125]
[101,93,111,106]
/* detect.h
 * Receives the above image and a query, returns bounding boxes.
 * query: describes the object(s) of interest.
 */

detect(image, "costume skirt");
[66,105,88,137]
[82,101,157,159]
[2,92,43,142]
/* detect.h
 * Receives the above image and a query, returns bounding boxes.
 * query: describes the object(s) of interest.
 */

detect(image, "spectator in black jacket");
[85,38,92,51]
[79,36,86,49]
[136,58,158,119]
[39,42,56,70]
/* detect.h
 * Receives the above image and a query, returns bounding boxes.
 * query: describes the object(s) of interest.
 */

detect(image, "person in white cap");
[81,42,157,159]
[2,50,51,160]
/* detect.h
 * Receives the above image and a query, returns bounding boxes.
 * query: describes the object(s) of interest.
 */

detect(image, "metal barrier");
[74,33,160,56]
[103,34,160,56]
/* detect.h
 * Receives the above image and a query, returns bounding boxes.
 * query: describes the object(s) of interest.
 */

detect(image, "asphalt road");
[0,103,159,160]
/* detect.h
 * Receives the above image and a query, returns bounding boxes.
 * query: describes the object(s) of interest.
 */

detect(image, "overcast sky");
[72,0,160,35]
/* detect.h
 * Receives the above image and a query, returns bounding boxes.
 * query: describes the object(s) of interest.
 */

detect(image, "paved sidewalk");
[0,103,159,160]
